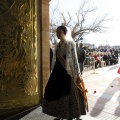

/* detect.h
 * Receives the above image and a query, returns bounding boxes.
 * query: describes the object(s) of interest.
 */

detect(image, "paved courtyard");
[9,62,120,120]
[82,63,120,120]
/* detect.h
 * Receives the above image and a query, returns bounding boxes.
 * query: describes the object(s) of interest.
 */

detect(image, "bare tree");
[50,0,112,43]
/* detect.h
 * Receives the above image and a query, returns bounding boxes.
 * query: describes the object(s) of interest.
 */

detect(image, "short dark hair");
[57,26,67,35]
[79,43,83,47]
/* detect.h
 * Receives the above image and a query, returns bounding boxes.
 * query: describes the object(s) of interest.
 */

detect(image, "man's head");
[79,43,83,48]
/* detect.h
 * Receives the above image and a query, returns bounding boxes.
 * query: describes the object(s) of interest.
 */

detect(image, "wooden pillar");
[37,0,51,103]
[41,0,51,95]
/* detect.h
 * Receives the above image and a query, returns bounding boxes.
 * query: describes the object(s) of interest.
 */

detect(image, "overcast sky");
[50,0,120,46]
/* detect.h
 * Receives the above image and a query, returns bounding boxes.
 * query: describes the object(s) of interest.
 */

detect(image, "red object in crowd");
[93,91,96,94]
[94,56,99,60]
[117,67,120,74]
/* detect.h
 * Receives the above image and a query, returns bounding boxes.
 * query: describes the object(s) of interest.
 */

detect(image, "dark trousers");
[79,63,83,74]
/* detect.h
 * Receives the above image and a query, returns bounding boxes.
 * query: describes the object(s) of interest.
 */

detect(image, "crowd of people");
[84,48,119,69]
[51,42,120,74]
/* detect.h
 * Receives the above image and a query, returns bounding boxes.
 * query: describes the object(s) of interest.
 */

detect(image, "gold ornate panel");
[0,0,38,118]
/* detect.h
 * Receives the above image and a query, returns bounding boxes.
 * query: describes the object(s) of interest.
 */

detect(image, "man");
[77,43,86,75]
[114,49,119,59]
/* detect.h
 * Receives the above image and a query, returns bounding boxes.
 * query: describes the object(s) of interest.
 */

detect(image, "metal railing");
[84,57,95,73]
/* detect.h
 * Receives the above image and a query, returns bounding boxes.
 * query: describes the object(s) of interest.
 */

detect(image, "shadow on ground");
[108,65,119,71]
[90,77,120,117]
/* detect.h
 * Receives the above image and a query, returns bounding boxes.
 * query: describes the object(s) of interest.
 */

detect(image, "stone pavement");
[11,63,120,120]
[82,63,120,120]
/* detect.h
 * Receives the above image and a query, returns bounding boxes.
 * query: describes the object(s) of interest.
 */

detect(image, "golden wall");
[0,0,39,118]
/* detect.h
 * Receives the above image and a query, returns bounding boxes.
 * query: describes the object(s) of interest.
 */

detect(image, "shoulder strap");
[57,53,66,68]
[57,52,89,112]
